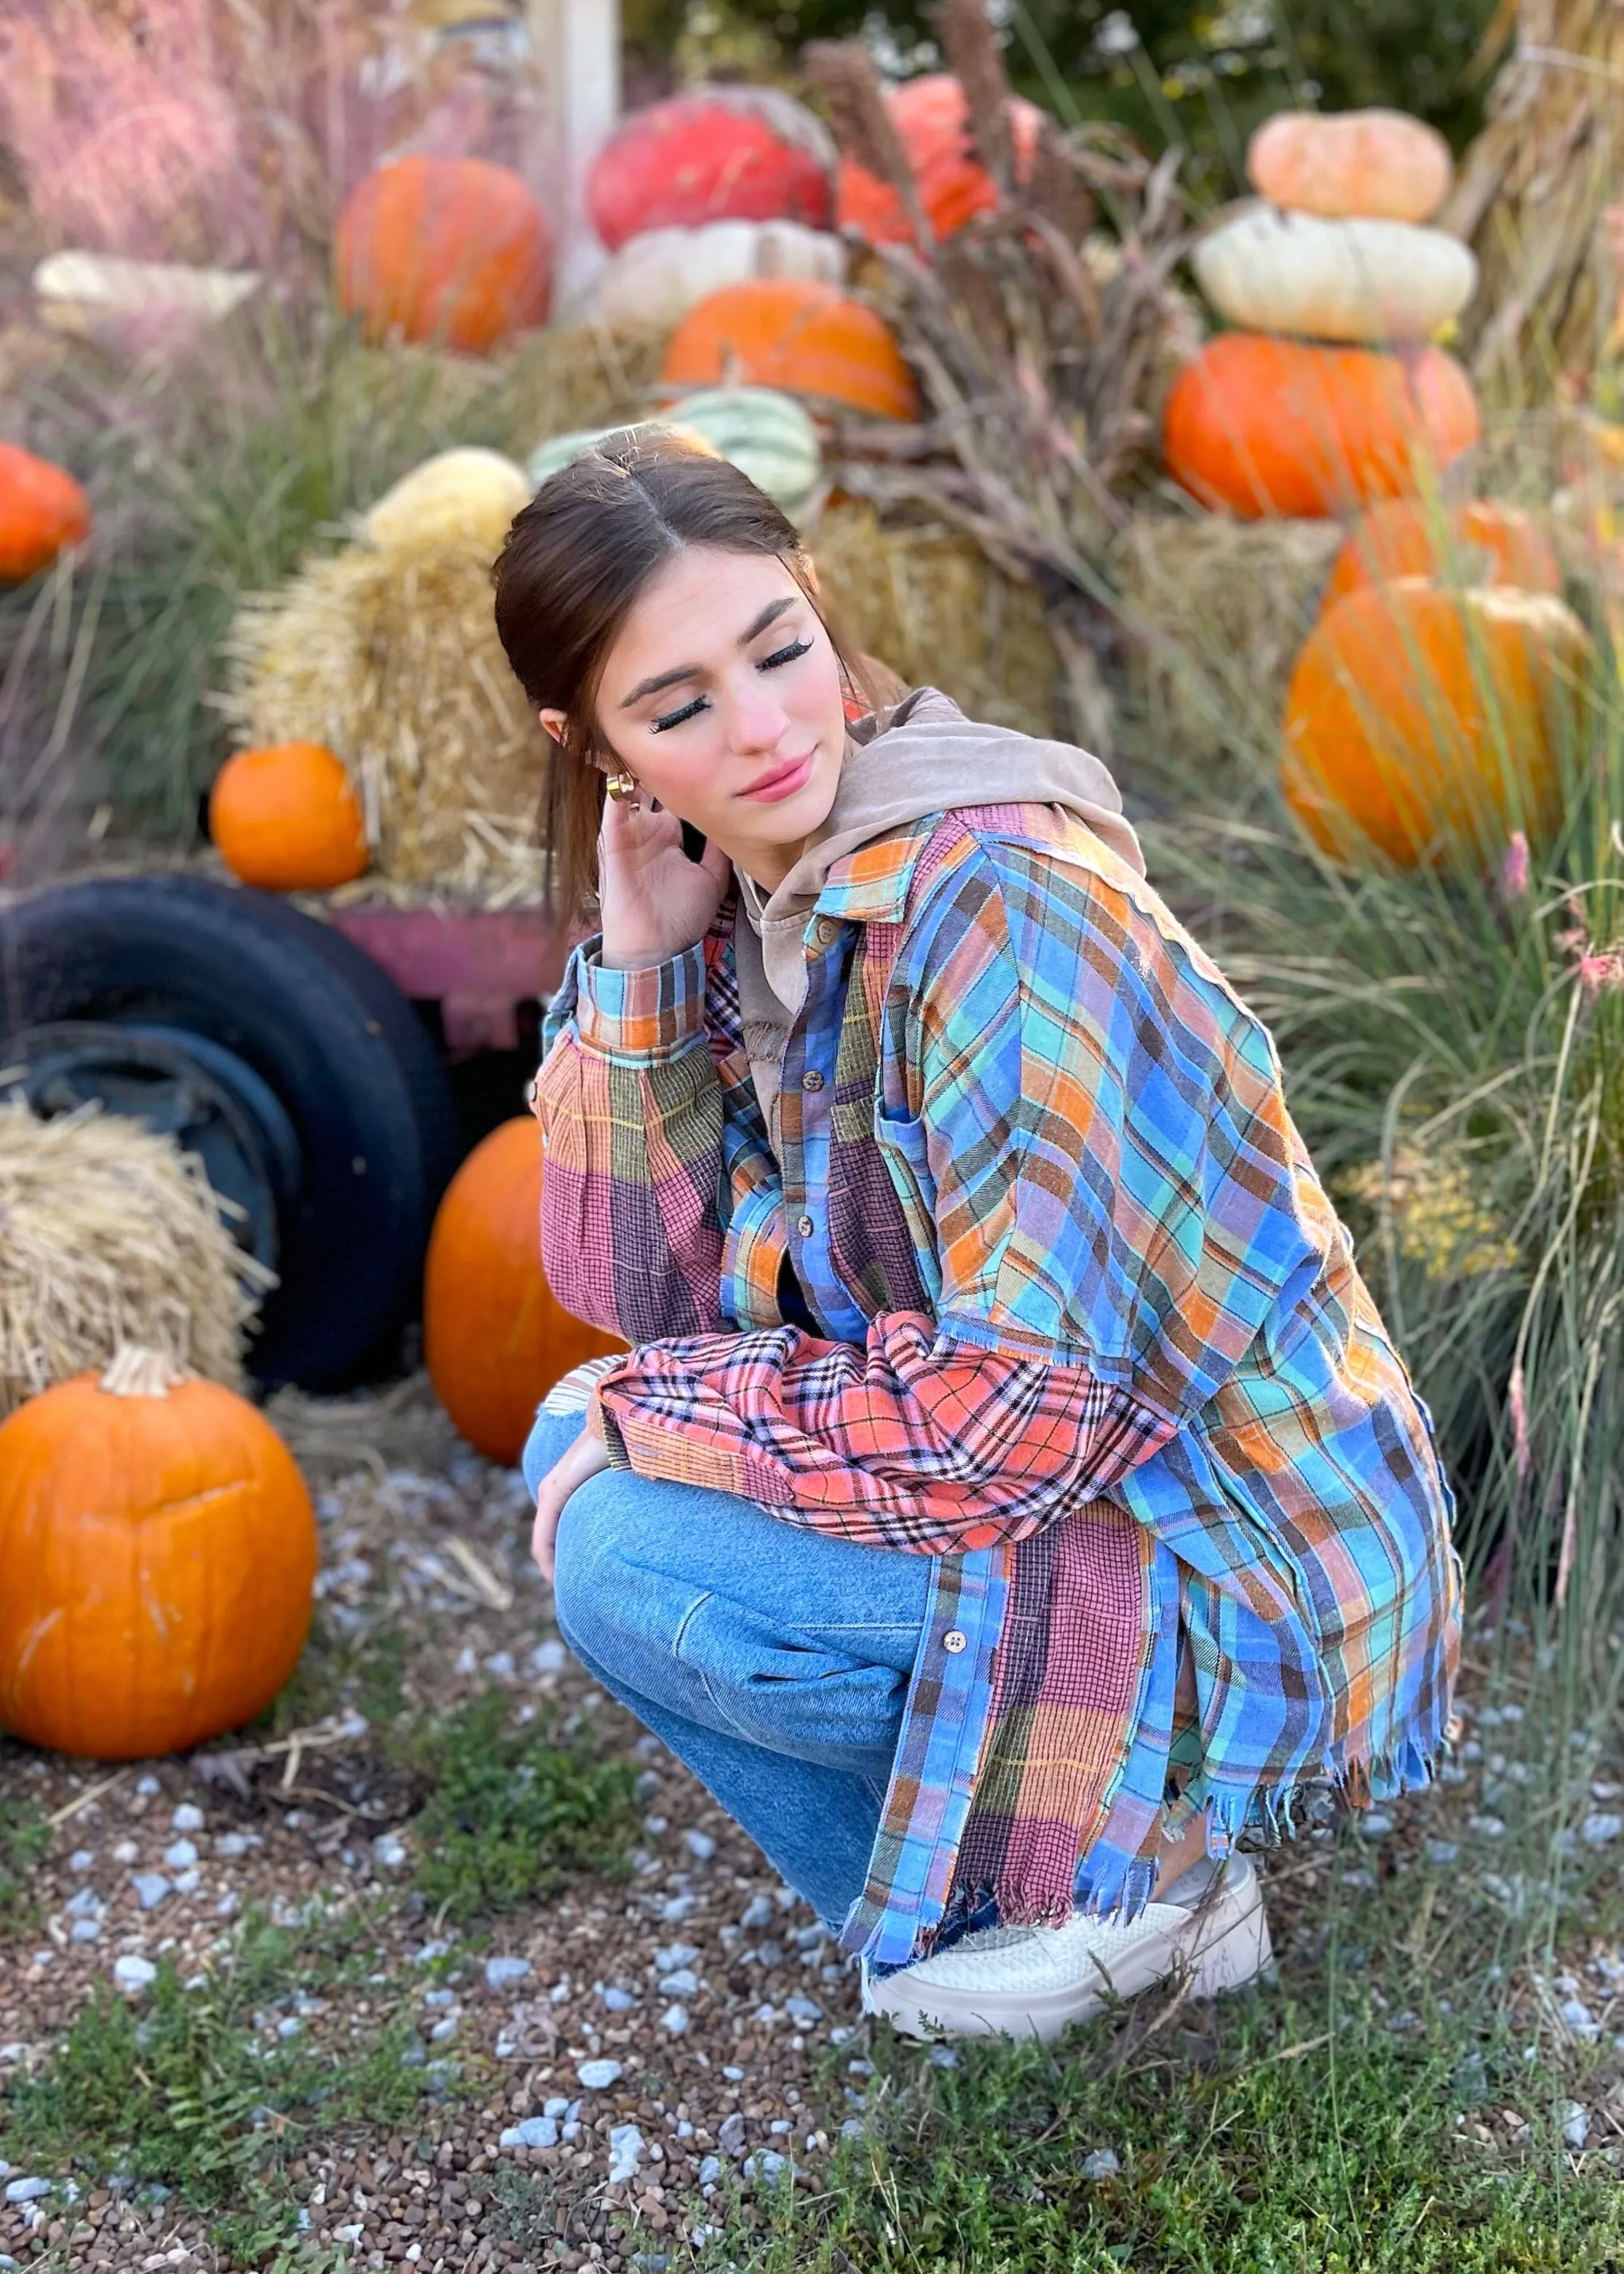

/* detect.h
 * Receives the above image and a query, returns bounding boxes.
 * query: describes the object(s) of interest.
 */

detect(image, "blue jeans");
[521,1400,932,1932]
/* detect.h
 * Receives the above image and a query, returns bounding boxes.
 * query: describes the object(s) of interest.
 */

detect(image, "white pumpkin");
[526,421,711,493]
[1193,207,1478,344]
[363,447,531,553]
[593,219,845,334]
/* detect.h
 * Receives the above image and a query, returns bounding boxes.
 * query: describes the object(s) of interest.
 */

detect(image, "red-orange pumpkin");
[588,87,836,252]
[424,1118,623,1467]
[0,1348,317,1761]
[660,279,919,422]
[210,741,368,892]
[836,73,1047,246]
[336,155,552,355]
[0,440,90,584]
[1282,578,1591,866]
[1162,333,1481,520]
[1320,497,1561,616]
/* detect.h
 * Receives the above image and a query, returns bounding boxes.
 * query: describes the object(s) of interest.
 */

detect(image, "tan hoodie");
[733,686,1145,1145]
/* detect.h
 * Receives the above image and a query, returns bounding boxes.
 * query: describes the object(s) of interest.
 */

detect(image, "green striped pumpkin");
[525,387,822,523]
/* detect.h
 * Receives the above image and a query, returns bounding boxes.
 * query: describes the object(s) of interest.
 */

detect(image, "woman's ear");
[539,707,569,746]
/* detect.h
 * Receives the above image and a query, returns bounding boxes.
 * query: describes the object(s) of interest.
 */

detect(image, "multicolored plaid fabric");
[531,804,1463,1970]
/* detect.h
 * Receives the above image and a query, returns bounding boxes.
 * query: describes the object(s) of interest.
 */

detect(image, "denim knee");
[549,1470,634,1666]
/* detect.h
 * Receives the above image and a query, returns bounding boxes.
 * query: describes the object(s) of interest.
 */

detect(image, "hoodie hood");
[734,686,1144,1145]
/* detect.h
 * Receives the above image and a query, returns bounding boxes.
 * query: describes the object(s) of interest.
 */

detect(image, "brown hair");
[492,427,884,919]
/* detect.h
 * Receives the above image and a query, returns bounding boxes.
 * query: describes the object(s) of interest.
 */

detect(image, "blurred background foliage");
[625,0,1512,198]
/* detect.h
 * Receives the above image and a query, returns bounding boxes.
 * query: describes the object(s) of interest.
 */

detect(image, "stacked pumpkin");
[1165,109,1482,520]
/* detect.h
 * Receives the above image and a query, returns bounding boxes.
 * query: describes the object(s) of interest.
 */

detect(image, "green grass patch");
[406,1690,639,1924]
[0,1791,49,1923]
[0,1903,428,2237]
[703,1849,1624,2274]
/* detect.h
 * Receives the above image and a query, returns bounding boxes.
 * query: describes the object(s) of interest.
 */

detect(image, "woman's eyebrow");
[619,595,800,708]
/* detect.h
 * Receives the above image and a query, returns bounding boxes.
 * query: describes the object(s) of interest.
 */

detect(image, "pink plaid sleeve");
[531,943,731,1343]
[590,1318,1173,1553]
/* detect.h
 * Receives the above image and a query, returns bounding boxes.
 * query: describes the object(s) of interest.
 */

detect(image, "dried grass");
[221,531,550,903]
[502,321,670,453]
[264,1368,459,1483]
[809,499,1060,739]
[0,1101,268,1417]
[1110,510,1343,780]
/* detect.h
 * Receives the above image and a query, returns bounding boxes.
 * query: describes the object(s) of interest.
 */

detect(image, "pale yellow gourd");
[1194,207,1477,344]
[1247,108,1452,223]
[362,447,532,555]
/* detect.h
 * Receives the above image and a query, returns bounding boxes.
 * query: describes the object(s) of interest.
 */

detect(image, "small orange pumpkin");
[336,154,552,355]
[210,741,368,892]
[0,440,90,585]
[1320,497,1562,616]
[0,1347,317,1761]
[1162,333,1481,520]
[424,1117,623,1467]
[1282,578,1591,866]
[1248,107,1453,225]
[659,280,919,422]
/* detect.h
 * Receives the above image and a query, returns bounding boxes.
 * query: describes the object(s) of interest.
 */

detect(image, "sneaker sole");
[867,1868,1275,2044]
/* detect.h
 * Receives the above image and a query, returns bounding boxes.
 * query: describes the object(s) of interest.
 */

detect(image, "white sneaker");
[861,1853,1273,2043]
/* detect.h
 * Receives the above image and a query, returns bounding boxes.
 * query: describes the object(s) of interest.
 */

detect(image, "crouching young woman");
[492,432,1462,2043]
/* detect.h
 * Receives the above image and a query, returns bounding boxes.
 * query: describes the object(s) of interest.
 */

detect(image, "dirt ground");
[3,1376,1623,2272]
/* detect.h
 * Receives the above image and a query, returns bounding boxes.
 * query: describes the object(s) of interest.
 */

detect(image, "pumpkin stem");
[100,1344,186,1398]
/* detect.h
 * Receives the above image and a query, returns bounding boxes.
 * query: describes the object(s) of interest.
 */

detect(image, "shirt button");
[813,916,840,946]
[943,1629,967,1655]
[796,1213,815,1239]
[801,1069,825,1092]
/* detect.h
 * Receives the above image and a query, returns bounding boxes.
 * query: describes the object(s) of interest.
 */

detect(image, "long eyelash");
[651,638,812,731]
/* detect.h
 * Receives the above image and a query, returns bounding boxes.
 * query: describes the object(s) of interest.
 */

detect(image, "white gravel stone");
[745,2150,790,2188]
[784,1995,822,2026]
[135,1775,160,1796]
[607,2123,645,2184]
[577,2058,623,2090]
[65,1887,102,1917]
[654,1943,698,1973]
[1563,2103,1591,2150]
[1082,2150,1120,2180]
[4,2182,50,2206]
[739,1894,775,1930]
[684,1830,718,1861]
[170,1804,205,1834]
[68,1919,103,1943]
[68,1850,94,1873]
[718,2112,747,2158]
[697,2156,721,2187]
[371,1834,408,1870]
[661,2004,689,2035]
[500,2116,558,2150]
[1582,1813,1623,1846]
[162,1839,198,1870]
[657,1968,700,1998]
[484,1956,531,1989]
[599,1985,637,2013]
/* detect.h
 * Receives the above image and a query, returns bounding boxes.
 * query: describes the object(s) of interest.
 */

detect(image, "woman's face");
[545,544,850,887]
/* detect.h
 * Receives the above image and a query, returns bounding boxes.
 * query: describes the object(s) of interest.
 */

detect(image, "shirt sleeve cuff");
[567,939,709,1063]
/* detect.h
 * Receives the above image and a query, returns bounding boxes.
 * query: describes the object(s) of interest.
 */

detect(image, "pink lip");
[741,751,815,804]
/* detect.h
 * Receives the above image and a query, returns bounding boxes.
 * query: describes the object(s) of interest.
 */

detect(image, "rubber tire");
[0,875,459,1392]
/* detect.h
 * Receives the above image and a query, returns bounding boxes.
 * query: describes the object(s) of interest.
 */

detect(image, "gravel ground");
[3,1375,1623,2270]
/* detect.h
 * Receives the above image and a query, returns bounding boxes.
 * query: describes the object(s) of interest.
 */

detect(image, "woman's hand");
[598,792,732,970]
[531,1429,612,1584]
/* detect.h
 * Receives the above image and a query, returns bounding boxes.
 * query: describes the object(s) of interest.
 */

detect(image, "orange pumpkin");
[1282,579,1591,866]
[1248,108,1453,225]
[1162,333,1481,520]
[424,1117,622,1467]
[336,155,552,355]
[0,1348,317,1761]
[660,280,919,422]
[1320,497,1561,616]
[209,741,368,892]
[0,440,90,584]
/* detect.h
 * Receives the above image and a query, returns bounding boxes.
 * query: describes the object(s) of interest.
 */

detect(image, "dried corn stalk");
[804,0,1198,753]
[1443,0,1624,398]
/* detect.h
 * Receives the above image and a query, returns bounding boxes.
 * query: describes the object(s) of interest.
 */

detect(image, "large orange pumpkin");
[837,74,1047,246]
[1162,333,1481,520]
[424,1117,622,1466]
[1282,579,1591,866]
[0,1349,317,1761]
[660,280,919,422]
[336,155,552,355]
[210,741,368,892]
[0,440,90,584]
[1320,498,1561,617]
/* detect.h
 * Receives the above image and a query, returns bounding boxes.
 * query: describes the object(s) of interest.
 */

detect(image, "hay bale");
[0,1103,268,1418]
[221,533,552,902]
[1112,511,1344,777]
[809,499,1061,738]
[504,321,669,453]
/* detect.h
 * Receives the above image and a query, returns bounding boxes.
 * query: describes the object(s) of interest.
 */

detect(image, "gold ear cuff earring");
[605,768,641,807]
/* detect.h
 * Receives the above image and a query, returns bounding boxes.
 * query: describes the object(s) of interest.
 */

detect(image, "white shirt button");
[796,1213,815,1239]
[943,1629,967,1655]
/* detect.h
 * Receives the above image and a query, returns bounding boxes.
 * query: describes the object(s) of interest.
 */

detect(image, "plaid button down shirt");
[532,804,1462,1969]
